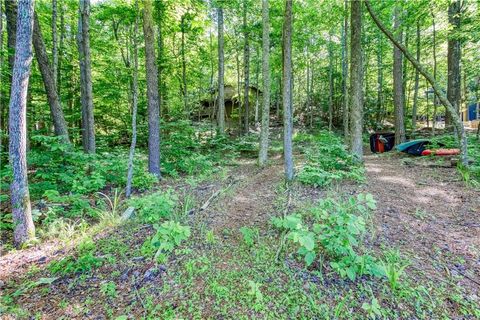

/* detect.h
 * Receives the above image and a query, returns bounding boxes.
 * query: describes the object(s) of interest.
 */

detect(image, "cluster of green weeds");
[295,131,364,187]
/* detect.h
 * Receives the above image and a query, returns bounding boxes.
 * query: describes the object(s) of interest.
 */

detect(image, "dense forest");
[1,0,480,318]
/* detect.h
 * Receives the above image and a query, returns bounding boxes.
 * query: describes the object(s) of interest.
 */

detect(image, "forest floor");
[1,144,480,319]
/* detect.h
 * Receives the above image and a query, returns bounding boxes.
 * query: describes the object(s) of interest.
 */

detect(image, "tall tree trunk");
[306,47,311,127]
[376,30,384,125]
[432,12,437,134]
[258,0,270,166]
[180,14,188,116]
[364,0,468,166]
[243,0,250,134]
[156,1,165,118]
[77,0,95,153]
[143,0,161,178]
[52,0,58,87]
[236,45,242,130]
[217,6,225,133]
[446,0,461,130]
[412,20,420,131]
[328,31,334,131]
[282,0,294,181]
[33,13,70,142]
[9,0,36,247]
[254,45,260,126]
[126,0,140,198]
[342,0,349,139]
[393,6,406,144]
[0,0,4,138]
[350,0,363,162]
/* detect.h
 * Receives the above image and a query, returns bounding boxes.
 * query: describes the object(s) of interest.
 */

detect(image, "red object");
[376,139,385,153]
[421,149,460,156]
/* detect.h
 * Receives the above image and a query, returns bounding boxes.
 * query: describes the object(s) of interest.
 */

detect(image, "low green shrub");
[272,194,382,281]
[49,239,102,275]
[127,189,177,224]
[142,220,191,262]
[297,131,364,187]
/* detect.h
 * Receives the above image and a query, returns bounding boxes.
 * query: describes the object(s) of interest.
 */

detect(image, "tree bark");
[9,0,36,247]
[77,0,95,153]
[393,6,406,144]
[143,0,161,178]
[126,0,140,198]
[432,12,437,134]
[0,0,4,137]
[217,6,225,134]
[342,0,349,139]
[258,0,270,166]
[243,0,250,134]
[446,0,462,130]
[412,20,420,131]
[364,0,468,166]
[58,0,65,95]
[282,0,294,181]
[350,0,363,162]
[33,13,70,142]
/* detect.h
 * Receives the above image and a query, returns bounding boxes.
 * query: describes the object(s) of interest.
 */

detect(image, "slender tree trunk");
[328,32,334,131]
[0,0,4,138]
[432,12,437,134]
[393,6,406,144]
[350,0,363,162]
[180,14,188,116]
[282,0,294,181]
[243,0,250,134]
[126,0,140,198]
[32,13,70,142]
[259,0,270,166]
[52,0,58,87]
[412,20,420,132]
[217,6,225,133]
[77,0,95,153]
[376,30,384,125]
[156,2,165,118]
[446,0,461,130]
[236,46,242,130]
[306,47,311,127]
[342,0,349,139]
[9,0,36,247]
[143,0,161,178]
[254,45,260,126]
[365,0,468,166]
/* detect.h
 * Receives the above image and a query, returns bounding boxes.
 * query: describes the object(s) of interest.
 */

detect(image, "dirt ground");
[361,152,480,294]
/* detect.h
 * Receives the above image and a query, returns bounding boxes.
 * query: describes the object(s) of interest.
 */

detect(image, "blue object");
[468,103,478,121]
[395,139,429,152]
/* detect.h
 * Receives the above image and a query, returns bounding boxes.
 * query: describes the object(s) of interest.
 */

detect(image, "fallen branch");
[199,178,237,211]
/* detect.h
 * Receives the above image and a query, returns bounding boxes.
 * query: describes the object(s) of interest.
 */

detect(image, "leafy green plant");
[381,249,409,292]
[273,194,382,281]
[49,239,102,275]
[361,297,383,319]
[297,131,364,187]
[143,221,191,262]
[239,226,259,248]
[100,281,117,299]
[128,190,177,224]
